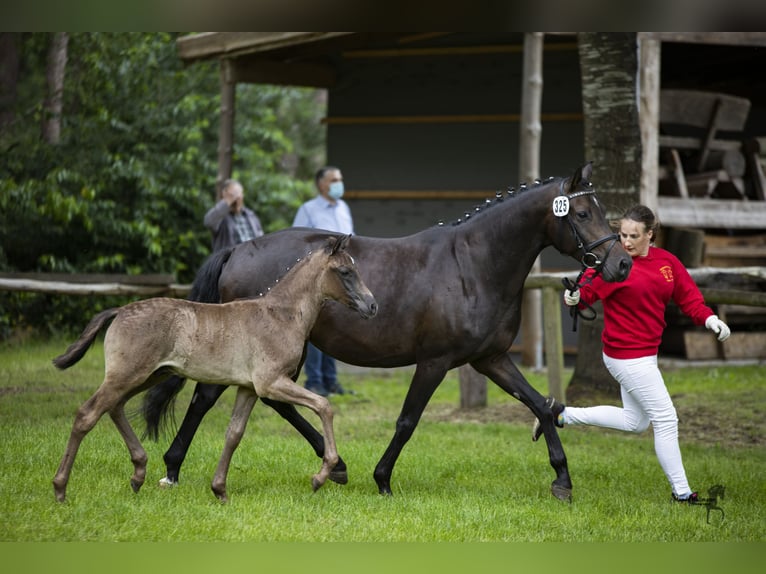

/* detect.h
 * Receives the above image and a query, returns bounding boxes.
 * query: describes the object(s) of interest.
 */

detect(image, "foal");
[51,235,376,503]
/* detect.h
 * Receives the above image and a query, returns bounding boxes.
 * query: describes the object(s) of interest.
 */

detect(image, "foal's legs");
[109,402,148,494]
[161,383,348,486]
[373,360,449,495]
[472,353,572,501]
[53,383,135,502]
[259,375,339,492]
[211,386,259,503]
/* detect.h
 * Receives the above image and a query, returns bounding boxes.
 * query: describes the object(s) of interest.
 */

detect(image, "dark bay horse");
[142,163,632,500]
[52,235,376,502]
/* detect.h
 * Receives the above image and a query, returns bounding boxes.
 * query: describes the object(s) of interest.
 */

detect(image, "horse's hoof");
[130,478,143,493]
[53,487,66,503]
[551,484,573,502]
[329,468,348,485]
[312,475,325,492]
[158,476,177,488]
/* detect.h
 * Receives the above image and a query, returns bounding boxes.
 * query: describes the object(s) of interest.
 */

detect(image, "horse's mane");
[437,175,561,228]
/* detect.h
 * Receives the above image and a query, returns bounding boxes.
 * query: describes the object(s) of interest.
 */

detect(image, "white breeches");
[562,353,692,498]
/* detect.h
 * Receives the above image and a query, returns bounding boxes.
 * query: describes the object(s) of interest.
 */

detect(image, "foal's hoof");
[130,478,144,493]
[551,483,573,502]
[53,485,66,503]
[312,475,326,492]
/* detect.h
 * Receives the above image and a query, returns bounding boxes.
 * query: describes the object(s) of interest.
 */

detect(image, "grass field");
[1,337,764,544]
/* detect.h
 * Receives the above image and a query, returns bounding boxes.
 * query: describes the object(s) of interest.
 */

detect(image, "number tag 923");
[552,196,569,217]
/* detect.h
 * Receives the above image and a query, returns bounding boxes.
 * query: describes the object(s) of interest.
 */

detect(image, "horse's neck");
[264,253,328,326]
[460,188,551,275]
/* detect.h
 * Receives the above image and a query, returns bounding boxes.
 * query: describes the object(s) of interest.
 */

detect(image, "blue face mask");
[328,181,344,200]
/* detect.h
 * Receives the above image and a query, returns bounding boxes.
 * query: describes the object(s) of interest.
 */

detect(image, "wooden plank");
[0,278,190,297]
[322,112,582,126]
[646,32,766,47]
[232,58,337,88]
[345,190,502,200]
[683,331,766,360]
[177,32,352,62]
[657,197,766,229]
[660,89,750,132]
[0,272,175,285]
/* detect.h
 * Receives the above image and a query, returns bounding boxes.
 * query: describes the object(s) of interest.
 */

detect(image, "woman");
[534,205,730,503]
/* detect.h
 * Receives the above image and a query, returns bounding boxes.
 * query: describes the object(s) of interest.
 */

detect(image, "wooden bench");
[658,89,751,199]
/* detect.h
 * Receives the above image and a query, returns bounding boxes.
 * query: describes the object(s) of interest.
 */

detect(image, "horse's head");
[548,163,632,283]
[323,235,378,319]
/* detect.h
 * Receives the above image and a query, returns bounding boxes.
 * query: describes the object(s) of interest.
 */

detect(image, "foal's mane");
[437,175,562,228]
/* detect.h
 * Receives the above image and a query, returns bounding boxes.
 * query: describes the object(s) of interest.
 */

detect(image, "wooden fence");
[2,266,765,405]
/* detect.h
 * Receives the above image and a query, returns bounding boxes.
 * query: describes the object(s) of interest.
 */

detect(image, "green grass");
[0,337,764,542]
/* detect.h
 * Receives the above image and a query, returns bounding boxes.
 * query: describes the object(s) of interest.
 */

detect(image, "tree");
[0,33,21,131]
[567,33,643,399]
[41,32,68,144]
[0,33,326,337]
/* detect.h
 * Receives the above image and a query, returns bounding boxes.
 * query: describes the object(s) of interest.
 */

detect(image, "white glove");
[705,315,731,342]
[563,289,580,306]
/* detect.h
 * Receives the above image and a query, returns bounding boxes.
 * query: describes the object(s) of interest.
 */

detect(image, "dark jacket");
[203,199,264,252]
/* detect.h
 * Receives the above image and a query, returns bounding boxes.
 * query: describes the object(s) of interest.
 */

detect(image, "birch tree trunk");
[567,33,642,399]
[41,32,68,145]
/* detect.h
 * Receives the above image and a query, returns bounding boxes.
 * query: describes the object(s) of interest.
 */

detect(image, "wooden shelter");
[176,32,766,365]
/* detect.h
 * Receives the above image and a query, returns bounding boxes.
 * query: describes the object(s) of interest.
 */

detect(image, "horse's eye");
[576,210,589,221]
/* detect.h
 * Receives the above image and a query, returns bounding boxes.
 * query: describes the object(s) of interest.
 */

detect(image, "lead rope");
[562,271,597,332]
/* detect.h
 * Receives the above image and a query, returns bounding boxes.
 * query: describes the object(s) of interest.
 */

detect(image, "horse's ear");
[568,162,593,192]
[330,234,351,255]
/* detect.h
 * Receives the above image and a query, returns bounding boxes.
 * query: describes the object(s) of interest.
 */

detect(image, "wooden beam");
[177,32,353,62]
[322,112,582,126]
[344,190,497,200]
[342,42,577,58]
[657,197,766,229]
[644,32,766,47]
[232,59,337,88]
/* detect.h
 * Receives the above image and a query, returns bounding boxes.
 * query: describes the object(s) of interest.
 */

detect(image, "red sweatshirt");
[578,246,715,359]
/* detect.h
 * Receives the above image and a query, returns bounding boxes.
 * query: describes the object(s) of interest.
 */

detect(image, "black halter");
[556,181,620,330]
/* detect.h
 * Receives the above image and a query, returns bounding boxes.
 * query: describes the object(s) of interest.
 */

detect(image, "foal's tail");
[52,308,119,370]
[139,246,234,440]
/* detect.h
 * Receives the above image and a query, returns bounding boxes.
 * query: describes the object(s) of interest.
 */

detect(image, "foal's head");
[320,235,378,319]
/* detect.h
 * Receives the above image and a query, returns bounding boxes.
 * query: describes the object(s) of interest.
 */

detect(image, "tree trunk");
[41,32,68,145]
[519,32,544,370]
[568,33,643,401]
[0,33,21,131]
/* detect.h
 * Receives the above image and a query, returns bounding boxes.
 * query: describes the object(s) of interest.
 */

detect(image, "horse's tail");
[188,246,234,303]
[139,246,234,440]
[52,308,119,370]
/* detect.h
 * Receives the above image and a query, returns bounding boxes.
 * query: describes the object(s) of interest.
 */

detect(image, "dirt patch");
[431,386,763,449]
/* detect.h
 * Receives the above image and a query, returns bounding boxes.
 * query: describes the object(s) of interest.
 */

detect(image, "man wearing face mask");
[293,166,355,396]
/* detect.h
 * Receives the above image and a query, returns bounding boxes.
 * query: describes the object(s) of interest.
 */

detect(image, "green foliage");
[0,33,325,336]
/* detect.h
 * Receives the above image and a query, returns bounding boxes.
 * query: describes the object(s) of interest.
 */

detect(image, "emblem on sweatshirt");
[659,265,674,282]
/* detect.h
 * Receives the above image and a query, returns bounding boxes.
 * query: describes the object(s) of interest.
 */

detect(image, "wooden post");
[638,34,660,211]
[459,364,488,409]
[542,286,566,402]
[519,32,544,369]
[217,58,236,193]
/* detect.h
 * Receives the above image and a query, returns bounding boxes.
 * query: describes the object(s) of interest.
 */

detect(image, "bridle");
[555,180,620,330]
